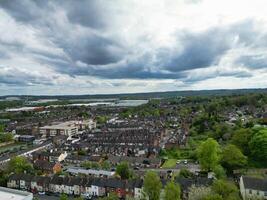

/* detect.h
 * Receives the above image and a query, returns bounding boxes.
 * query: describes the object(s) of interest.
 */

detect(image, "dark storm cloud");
[0,0,111,29]
[157,29,234,72]
[236,55,267,69]
[0,0,266,86]
[0,67,55,86]
[64,0,109,29]
[63,34,123,66]
[0,0,48,22]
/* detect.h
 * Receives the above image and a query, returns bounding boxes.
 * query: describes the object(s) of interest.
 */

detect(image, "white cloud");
[0,0,267,95]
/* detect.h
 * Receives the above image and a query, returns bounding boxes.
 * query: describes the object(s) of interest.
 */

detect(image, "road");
[34,194,77,200]
[0,141,52,165]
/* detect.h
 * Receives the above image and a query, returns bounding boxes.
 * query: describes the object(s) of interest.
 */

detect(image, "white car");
[38,191,45,195]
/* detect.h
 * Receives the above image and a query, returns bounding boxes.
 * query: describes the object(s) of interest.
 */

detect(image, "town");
[0,91,266,200]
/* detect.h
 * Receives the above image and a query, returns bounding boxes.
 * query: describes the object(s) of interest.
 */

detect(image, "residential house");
[33,160,61,174]
[30,176,50,193]
[176,177,213,199]
[91,179,106,197]
[240,176,267,200]
[133,180,143,200]
[7,174,22,189]
[49,176,64,194]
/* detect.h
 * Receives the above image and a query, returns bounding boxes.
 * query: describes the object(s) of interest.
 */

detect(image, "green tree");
[188,185,212,200]
[211,180,240,199]
[0,170,8,186]
[101,160,111,170]
[0,124,4,132]
[0,133,13,143]
[202,194,223,200]
[213,165,226,179]
[143,171,162,200]
[221,144,247,171]
[99,192,119,200]
[231,128,253,155]
[116,162,131,180]
[164,181,181,200]
[249,128,267,163]
[8,156,33,174]
[96,116,108,124]
[60,194,68,200]
[81,161,92,169]
[77,149,86,156]
[179,168,194,178]
[197,138,220,171]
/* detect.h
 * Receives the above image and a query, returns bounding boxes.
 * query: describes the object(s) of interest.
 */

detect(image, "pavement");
[34,194,77,200]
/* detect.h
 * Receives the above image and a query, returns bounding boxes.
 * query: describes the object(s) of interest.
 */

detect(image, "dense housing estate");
[0,92,267,200]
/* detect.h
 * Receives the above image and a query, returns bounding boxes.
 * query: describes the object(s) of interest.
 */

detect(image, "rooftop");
[242,176,267,191]
[0,187,33,200]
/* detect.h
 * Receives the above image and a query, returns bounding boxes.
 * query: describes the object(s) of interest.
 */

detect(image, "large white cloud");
[0,0,267,95]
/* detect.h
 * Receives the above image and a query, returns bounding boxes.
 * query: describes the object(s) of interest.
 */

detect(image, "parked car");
[38,191,45,195]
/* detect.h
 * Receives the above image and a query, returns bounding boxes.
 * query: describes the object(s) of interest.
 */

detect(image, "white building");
[0,187,33,200]
[240,176,267,200]
[66,167,115,177]
[40,121,79,137]
[74,119,96,130]
[40,119,96,137]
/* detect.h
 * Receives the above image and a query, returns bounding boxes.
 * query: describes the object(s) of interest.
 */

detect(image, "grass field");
[162,159,177,168]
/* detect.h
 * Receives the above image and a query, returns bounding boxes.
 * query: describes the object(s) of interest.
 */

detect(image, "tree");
[101,160,111,170]
[99,192,119,200]
[221,144,247,171]
[143,171,162,200]
[213,165,226,179]
[197,138,220,171]
[0,133,13,143]
[60,194,68,200]
[179,168,194,178]
[249,128,267,163]
[231,128,253,155]
[81,161,92,169]
[8,156,33,174]
[0,170,8,186]
[77,149,86,156]
[164,181,181,200]
[96,116,108,124]
[116,162,131,180]
[202,194,223,200]
[211,180,240,200]
[188,185,212,200]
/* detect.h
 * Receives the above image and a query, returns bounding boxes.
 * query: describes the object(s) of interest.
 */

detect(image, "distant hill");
[1,88,267,100]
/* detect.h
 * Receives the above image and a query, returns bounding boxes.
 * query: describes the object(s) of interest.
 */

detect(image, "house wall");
[240,176,266,200]
[134,187,143,199]
[53,163,62,174]
[244,189,266,200]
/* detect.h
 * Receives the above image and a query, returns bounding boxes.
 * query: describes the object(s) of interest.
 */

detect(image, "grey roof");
[66,167,115,177]
[242,176,267,191]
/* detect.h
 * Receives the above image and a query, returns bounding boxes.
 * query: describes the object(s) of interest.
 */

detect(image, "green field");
[162,159,177,168]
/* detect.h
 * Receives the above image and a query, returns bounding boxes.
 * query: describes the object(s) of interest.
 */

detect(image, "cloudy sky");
[0,0,267,95]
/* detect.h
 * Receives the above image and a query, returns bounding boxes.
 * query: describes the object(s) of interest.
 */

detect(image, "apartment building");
[40,119,96,137]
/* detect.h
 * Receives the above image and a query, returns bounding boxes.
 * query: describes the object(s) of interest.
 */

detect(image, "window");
[264,191,267,196]
[249,189,252,194]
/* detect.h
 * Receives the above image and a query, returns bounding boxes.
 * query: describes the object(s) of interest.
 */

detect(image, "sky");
[0,0,267,95]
